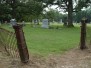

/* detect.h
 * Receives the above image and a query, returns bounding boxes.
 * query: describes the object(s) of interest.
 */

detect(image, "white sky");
[44,0,78,14]
[45,5,68,14]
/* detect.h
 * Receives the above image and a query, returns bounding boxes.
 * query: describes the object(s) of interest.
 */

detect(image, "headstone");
[41,19,49,28]
[5,21,7,24]
[33,19,38,27]
[60,19,62,23]
[22,21,25,26]
[10,18,17,26]
[34,19,37,23]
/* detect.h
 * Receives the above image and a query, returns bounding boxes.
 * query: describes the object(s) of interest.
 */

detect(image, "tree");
[57,0,74,27]
[43,9,57,22]
[73,0,91,23]
[67,0,73,27]
[41,0,91,27]
[43,9,64,23]
[39,0,75,27]
[0,0,12,22]
[0,0,91,23]
[73,8,91,23]
[0,0,44,22]
[75,0,91,11]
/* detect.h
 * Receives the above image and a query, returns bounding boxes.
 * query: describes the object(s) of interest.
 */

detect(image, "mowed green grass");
[23,24,80,56]
[1,24,81,56]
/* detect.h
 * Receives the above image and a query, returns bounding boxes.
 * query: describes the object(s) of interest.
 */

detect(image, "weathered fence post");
[13,24,29,63]
[80,18,87,50]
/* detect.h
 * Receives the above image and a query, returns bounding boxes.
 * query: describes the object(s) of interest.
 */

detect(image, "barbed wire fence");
[0,25,29,63]
[0,28,19,58]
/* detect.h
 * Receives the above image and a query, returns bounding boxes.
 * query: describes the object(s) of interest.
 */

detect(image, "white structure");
[60,19,63,23]
[22,21,25,26]
[41,19,49,28]
[33,19,38,27]
[10,18,17,26]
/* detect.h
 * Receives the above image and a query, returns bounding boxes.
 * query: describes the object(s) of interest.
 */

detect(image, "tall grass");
[86,24,91,44]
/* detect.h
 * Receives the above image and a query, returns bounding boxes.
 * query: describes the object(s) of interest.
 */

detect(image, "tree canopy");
[0,0,91,25]
[0,0,43,22]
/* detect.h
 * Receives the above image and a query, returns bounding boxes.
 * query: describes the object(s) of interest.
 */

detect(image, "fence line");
[13,25,29,63]
[0,25,29,63]
[80,18,91,49]
[0,27,20,59]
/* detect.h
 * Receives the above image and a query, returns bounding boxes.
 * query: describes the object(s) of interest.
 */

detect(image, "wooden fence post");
[80,18,87,50]
[13,24,29,63]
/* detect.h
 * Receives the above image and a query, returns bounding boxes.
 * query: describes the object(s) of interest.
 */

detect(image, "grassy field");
[0,23,86,56]
[24,24,81,56]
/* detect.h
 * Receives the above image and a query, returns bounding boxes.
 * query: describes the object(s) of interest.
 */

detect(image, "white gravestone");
[60,19,62,23]
[42,19,49,28]
[33,19,38,27]
[10,18,17,26]
[22,21,25,26]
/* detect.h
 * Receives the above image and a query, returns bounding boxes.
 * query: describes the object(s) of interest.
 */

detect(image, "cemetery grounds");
[0,23,91,68]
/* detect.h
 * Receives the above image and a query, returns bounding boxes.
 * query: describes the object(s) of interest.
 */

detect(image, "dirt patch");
[0,47,91,68]
[46,48,91,68]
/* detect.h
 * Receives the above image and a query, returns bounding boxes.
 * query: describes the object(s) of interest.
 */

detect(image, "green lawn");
[23,24,81,56]
[1,23,81,56]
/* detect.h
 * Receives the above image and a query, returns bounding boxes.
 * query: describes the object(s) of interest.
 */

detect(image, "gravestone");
[22,21,25,26]
[41,19,49,28]
[60,19,62,23]
[10,18,17,26]
[33,19,38,27]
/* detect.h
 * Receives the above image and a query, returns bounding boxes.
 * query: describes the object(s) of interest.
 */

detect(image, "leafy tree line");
[43,7,91,24]
[0,0,91,26]
[73,8,91,23]
[0,0,43,22]
[42,9,63,22]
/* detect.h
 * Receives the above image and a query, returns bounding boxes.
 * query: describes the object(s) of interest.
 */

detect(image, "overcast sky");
[44,0,78,14]
[44,5,68,14]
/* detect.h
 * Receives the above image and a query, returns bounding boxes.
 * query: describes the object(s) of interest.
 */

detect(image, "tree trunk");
[11,0,17,18]
[63,22,67,26]
[67,0,74,27]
